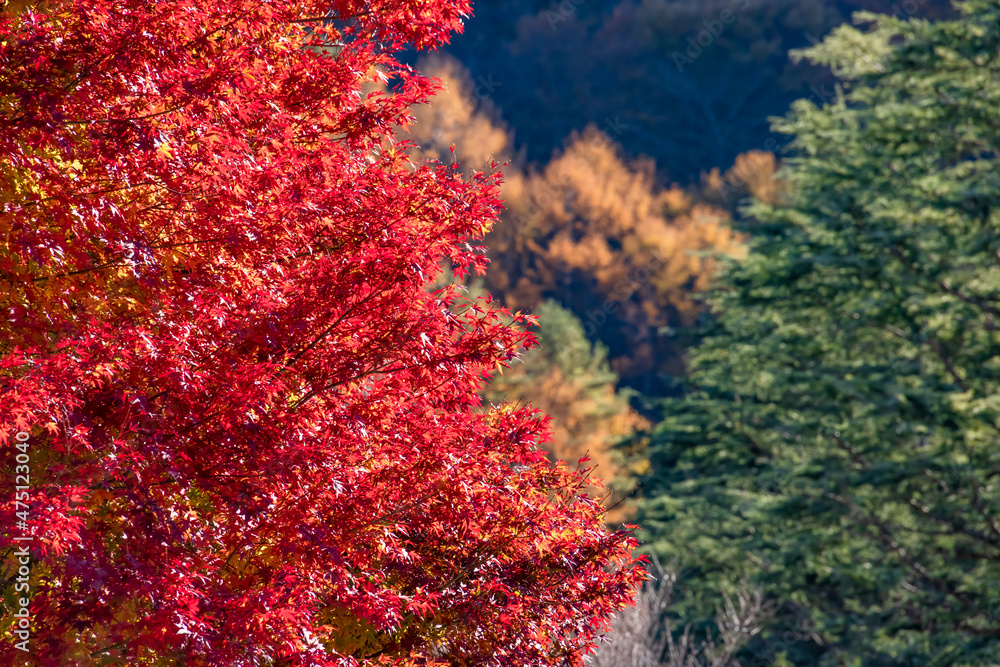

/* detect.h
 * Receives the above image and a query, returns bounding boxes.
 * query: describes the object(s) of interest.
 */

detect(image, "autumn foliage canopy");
[0,0,644,664]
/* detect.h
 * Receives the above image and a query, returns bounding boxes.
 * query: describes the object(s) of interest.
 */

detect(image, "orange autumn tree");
[700,149,784,211]
[493,128,744,393]
[405,54,512,177]
[0,0,646,665]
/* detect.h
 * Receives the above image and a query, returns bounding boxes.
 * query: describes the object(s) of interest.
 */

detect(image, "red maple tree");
[0,0,645,664]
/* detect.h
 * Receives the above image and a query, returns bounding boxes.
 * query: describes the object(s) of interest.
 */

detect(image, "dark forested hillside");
[436,0,956,182]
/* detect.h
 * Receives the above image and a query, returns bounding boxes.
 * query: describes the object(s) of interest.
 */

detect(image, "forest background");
[400,1,1000,665]
[404,0,954,515]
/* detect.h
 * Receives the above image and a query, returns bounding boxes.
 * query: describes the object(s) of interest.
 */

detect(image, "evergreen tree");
[639,2,1000,664]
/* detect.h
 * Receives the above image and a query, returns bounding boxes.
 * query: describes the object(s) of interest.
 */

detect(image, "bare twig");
[588,557,765,667]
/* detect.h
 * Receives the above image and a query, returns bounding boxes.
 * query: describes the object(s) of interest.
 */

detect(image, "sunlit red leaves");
[0,0,643,664]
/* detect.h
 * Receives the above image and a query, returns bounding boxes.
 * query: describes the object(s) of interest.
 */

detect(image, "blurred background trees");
[424,0,955,181]
[406,55,750,399]
[403,1,998,664]
[484,300,649,523]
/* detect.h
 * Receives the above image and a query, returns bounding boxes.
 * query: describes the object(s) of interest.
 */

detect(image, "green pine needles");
[637,2,1000,665]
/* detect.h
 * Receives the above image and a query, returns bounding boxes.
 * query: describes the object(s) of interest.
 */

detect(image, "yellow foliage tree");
[492,127,745,392]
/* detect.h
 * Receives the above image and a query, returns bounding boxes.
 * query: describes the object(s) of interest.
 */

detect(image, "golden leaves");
[502,126,744,326]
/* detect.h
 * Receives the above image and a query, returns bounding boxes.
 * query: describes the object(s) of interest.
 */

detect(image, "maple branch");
[188,237,379,373]
[18,180,160,207]
[287,310,529,409]
[30,258,124,283]
[289,351,446,410]
[90,640,128,657]
[595,489,633,521]
[274,283,386,375]
[352,492,437,533]
[63,104,188,125]
[148,237,228,251]
[182,16,243,49]
[436,470,592,594]
[290,11,371,24]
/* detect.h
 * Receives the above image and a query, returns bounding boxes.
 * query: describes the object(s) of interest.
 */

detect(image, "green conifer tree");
[639,2,1000,664]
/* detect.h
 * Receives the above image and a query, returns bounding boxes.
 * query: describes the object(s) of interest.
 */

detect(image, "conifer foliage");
[640,2,1000,664]
[0,1,644,664]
